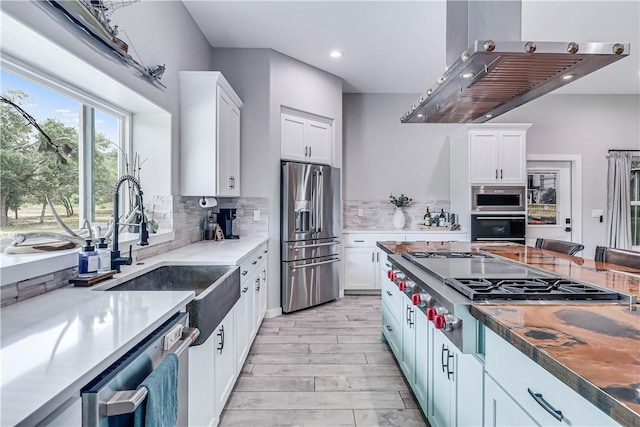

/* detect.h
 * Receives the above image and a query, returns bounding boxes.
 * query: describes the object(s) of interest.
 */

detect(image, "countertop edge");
[343,229,468,234]
[469,305,638,427]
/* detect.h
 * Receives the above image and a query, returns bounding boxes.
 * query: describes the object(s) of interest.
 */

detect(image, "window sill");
[0,229,175,285]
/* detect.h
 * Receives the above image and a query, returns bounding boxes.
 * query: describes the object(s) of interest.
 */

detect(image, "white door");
[526,161,573,246]
[498,131,526,184]
[281,113,306,161]
[344,247,377,290]
[469,131,500,183]
[307,120,332,165]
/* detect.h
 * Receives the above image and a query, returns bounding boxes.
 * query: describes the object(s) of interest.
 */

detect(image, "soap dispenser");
[97,237,111,273]
[79,239,99,276]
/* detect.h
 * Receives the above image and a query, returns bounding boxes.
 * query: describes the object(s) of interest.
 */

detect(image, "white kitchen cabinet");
[413,309,430,415]
[179,71,243,197]
[485,328,619,427]
[344,232,468,291]
[399,291,416,383]
[469,129,527,184]
[235,269,256,375]
[214,307,236,417]
[484,375,537,427]
[189,327,218,427]
[281,111,333,165]
[430,327,484,427]
[255,255,268,335]
[381,299,402,358]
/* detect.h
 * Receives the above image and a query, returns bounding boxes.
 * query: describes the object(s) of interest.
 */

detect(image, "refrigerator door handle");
[318,170,324,232]
[310,171,316,232]
[289,241,341,250]
[289,258,340,269]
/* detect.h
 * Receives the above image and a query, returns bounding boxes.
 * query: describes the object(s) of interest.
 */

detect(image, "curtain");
[606,151,633,249]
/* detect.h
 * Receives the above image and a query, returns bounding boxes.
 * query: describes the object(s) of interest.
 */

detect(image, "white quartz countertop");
[0,233,268,426]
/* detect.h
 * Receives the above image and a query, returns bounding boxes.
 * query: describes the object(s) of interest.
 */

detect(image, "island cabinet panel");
[399,291,416,382]
[485,328,620,427]
[430,327,484,427]
[382,301,402,357]
[484,375,537,427]
[214,308,236,417]
[235,268,257,374]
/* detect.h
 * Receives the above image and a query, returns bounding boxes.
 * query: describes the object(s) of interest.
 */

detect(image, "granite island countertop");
[376,240,640,426]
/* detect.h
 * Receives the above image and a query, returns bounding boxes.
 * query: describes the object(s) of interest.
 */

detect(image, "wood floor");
[219,295,429,427]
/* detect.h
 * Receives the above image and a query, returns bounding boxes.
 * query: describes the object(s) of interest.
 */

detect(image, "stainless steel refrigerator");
[281,161,341,313]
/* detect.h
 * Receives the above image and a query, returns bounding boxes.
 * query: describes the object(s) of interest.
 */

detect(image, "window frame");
[1,55,132,229]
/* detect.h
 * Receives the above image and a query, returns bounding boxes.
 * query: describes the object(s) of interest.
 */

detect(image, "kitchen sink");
[105,265,240,345]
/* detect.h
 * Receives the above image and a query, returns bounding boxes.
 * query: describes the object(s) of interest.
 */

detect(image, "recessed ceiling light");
[330,50,343,58]
[562,74,576,81]
[417,114,424,118]
[462,72,475,79]
[485,114,493,118]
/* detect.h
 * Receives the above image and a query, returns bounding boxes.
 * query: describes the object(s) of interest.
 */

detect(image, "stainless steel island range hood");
[401,1,629,124]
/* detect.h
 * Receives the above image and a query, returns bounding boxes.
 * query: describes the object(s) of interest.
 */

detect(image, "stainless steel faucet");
[111,175,149,272]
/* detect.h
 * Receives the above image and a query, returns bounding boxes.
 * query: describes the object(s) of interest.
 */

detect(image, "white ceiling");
[182,1,640,95]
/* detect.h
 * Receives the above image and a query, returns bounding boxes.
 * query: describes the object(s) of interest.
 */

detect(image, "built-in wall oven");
[471,185,526,212]
[81,313,199,427]
[471,214,526,243]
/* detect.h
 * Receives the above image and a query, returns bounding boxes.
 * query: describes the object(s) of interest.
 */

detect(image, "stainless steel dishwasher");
[81,312,199,426]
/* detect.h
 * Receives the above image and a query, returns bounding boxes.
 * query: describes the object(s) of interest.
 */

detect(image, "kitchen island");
[377,240,640,426]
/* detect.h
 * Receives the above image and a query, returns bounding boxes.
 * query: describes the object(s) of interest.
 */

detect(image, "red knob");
[387,270,392,279]
[411,294,421,305]
[392,272,398,282]
[433,314,446,329]
[426,307,437,320]
[398,281,407,291]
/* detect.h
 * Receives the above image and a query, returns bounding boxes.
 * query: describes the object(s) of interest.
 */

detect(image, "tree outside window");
[0,69,121,241]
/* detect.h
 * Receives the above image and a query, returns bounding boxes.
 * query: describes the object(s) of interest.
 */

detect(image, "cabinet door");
[430,329,455,427]
[485,375,537,427]
[257,262,268,328]
[498,131,526,184]
[455,349,484,426]
[189,330,217,427]
[281,113,306,162]
[235,275,254,374]
[414,310,429,414]
[400,295,416,384]
[469,131,500,183]
[344,247,378,290]
[214,307,236,415]
[307,120,332,165]
[216,90,241,196]
[252,269,263,337]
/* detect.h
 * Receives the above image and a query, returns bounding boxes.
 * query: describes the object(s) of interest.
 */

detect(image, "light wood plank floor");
[219,295,430,427]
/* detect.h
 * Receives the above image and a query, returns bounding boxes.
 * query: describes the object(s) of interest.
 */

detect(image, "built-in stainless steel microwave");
[471,186,526,212]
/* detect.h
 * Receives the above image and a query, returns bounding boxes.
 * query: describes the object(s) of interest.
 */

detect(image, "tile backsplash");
[343,199,451,231]
[212,197,269,236]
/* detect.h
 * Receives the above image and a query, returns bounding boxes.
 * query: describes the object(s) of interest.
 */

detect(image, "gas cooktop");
[408,252,492,259]
[445,277,621,301]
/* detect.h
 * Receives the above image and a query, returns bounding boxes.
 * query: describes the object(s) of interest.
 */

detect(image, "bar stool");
[535,238,585,256]
[594,246,640,269]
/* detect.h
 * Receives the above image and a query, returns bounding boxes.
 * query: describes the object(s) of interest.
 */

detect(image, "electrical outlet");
[591,209,603,218]
[357,208,363,217]
[253,210,261,221]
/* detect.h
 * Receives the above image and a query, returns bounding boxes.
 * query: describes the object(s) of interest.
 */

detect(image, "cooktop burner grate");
[446,277,620,301]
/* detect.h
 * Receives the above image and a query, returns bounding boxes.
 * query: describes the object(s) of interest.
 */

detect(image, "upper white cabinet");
[179,71,243,197]
[469,129,527,184]
[281,111,333,165]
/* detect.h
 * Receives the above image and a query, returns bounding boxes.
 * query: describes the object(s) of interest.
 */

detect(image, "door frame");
[526,154,582,244]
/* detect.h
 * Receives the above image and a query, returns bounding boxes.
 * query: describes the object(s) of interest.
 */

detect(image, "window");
[632,158,639,250]
[527,171,558,225]
[0,67,127,242]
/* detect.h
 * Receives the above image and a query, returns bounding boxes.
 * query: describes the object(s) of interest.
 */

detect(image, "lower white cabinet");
[413,310,430,414]
[235,270,256,374]
[254,258,268,336]
[485,328,619,427]
[189,323,220,427]
[214,308,236,419]
[399,292,416,381]
[430,328,483,427]
[485,375,537,427]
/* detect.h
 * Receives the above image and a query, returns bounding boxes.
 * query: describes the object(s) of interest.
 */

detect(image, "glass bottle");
[423,207,431,226]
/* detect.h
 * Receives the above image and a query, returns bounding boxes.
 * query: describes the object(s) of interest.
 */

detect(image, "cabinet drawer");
[381,274,402,324]
[344,233,402,247]
[382,302,401,359]
[485,329,619,427]
[239,243,268,282]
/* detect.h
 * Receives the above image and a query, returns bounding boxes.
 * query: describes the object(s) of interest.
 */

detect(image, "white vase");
[392,207,406,229]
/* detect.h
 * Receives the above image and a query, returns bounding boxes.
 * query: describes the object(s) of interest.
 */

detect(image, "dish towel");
[134,352,179,427]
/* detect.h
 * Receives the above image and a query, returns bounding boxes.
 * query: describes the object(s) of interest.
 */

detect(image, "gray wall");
[343,93,458,201]
[496,94,640,256]
[211,48,343,314]
[343,92,640,258]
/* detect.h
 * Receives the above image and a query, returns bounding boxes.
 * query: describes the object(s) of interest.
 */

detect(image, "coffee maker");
[217,208,239,239]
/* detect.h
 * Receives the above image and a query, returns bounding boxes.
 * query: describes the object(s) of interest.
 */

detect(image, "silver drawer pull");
[353,240,365,242]
[527,388,563,421]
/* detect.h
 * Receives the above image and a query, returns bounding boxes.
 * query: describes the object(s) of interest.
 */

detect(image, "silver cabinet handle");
[527,388,563,421]
[242,287,248,293]
[305,146,308,156]
[256,277,260,292]
[353,239,365,242]
[500,169,503,179]
[495,169,498,179]
[309,146,312,157]
[386,290,393,297]
[372,252,375,262]
[242,270,248,276]
[377,252,380,262]
[102,327,199,416]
